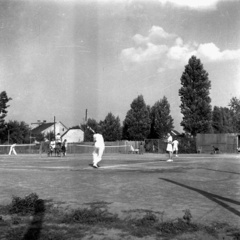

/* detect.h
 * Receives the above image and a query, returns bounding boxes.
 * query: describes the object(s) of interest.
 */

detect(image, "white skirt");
[166,144,173,152]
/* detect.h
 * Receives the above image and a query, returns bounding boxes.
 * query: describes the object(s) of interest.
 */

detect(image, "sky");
[0,0,240,132]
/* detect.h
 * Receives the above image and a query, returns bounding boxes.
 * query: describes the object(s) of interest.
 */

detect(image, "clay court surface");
[0,153,240,227]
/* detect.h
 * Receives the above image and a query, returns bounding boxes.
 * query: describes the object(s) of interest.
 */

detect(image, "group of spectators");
[42,134,68,157]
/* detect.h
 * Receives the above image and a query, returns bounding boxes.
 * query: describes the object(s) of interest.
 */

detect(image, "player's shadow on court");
[159,178,240,217]
[22,199,45,240]
[197,167,240,175]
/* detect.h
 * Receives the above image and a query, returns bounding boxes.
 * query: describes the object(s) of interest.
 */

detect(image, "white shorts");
[173,146,178,151]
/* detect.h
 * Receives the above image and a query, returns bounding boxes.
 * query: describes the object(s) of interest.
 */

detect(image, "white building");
[31,121,68,138]
[61,128,84,143]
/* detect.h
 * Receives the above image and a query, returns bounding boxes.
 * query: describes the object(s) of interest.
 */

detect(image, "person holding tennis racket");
[87,126,105,168]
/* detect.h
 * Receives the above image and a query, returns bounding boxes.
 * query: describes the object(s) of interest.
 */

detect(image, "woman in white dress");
[166,133,173,162]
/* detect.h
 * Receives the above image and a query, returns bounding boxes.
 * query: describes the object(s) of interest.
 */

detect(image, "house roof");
[31,122,68,135]
[31,123,54,134]
[171,130,181,136]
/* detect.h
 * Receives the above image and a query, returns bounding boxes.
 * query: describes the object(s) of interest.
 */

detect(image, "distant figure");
[55,133,62,157]
[55,133,61,147]
[41,138,49,154]
[48,139,55,156]
[237,147,240,153]
[139,142,144,154]
[212,146,220,154]
[166,133,173,162]
[129,145,139,154]
[9,143,17,155]
[172,139,179,157]
[61,139,67,156]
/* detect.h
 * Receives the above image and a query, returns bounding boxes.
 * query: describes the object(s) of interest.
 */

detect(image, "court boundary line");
[83,160,161,170]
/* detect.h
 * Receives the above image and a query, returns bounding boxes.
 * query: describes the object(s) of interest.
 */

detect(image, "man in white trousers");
[9,143,17,155]
[87,126,105,168]
[172,138,179,157]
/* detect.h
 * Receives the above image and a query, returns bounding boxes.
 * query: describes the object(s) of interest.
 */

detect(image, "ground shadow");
[197,167,240,175]
[159,178,240,217]
[22,199,45,240]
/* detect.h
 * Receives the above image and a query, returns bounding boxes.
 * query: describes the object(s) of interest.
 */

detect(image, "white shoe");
[167,159,173,162]
[175,155,178,157]
[93,164,98,168]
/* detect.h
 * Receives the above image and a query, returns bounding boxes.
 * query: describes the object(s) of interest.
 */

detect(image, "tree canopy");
[179,56,212,136]
[228,97,240,132]
[150,96,174,139]
[99,112,122,141]
[212,106,233,133]
[81,118,99,142]
[0,91,12,140]
[123,95,151,140]
[5,120,30,144]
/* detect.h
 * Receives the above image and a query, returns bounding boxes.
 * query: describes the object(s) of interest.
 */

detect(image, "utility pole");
[54,116,56,140]
[85,109,88,122]
[84,109,88,142]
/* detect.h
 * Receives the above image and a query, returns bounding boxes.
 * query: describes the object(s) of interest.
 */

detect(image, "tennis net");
[73,144,131,154]
[0,144,39,154]
[0,142,136,155]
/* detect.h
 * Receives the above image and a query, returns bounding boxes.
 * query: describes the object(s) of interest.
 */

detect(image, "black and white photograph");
[0,0,240,239]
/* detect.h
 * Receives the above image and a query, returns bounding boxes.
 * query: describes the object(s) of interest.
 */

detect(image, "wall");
[62,129,84,143]
[196,133,238,153]
[43,122,67,136]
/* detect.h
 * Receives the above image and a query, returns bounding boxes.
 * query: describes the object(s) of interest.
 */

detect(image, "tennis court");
[0,152,240,227]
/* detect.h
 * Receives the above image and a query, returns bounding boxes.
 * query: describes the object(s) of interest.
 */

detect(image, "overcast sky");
[1,0,240,131]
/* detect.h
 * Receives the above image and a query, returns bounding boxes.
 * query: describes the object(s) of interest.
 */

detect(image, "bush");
[62,206,119,225]
[178,136,197,153]
[9,193,43,215]
[157,218,199,236]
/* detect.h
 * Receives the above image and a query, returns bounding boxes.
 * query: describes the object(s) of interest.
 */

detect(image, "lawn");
[0,153,239,239]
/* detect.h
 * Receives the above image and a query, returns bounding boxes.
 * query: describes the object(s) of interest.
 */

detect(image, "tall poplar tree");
[179,56,212,136]
[123,95,151,140]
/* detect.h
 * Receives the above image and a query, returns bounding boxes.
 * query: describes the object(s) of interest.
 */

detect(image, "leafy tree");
[32,132,47,142]
[99,112,122,141]
[5,120,31,144]
[0,91,12,140]
[122,95,151,140]
[179,56,212,136]
[212,106,233,133]
[81,118,99,142]
[150,96,174,139]
[229,97,240,132]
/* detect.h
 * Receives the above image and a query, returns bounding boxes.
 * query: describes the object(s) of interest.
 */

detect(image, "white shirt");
[56,134,61,143]
[50,140,55,148]
[167,135,173,144]
[93,133,105,147]
[172,140,179,148]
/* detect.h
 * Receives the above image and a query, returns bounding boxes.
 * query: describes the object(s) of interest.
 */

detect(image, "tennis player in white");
[172,139,179,157]
[87,126,105,168]
[8,143,17,155]
[166,133,173,162]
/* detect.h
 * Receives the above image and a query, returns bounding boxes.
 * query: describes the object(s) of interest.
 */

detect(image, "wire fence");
[0,141,137,155]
